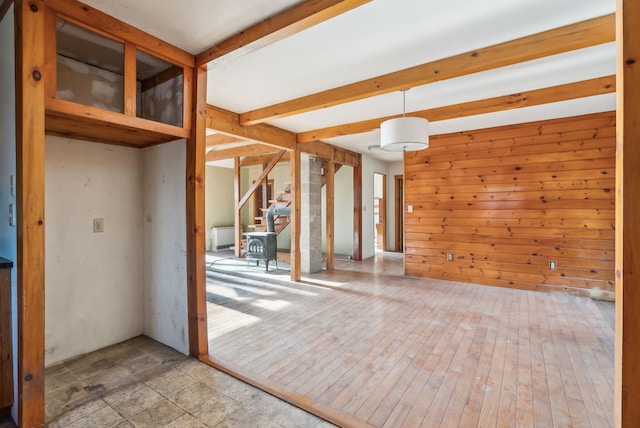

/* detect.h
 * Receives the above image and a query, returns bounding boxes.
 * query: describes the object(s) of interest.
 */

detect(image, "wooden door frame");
[394,174,404,252]
[374,172,386,252]
[615,0,640,426]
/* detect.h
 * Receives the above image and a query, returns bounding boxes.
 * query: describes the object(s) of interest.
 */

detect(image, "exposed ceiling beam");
[239,14,615,126]
[297,75,617,142]
[298,140,360,167]
[240,151,292,167]
[206,105,296,150]
[206,133,247,148]
[195,0,371,67]
[0,0,13,22]
[206,143,282,162]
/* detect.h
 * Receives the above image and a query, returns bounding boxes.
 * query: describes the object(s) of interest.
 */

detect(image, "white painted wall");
[205,165,235,251]
[44,137,144,365]
[142,140,188,354]
[321,165,354,256]
[361,154,391,259]
[0,7,18,419]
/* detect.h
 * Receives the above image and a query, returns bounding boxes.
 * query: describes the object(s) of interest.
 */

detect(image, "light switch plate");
[407,205,413,213]
[93,218,104,233]
[9,204,15,227]
[10,175,14,197]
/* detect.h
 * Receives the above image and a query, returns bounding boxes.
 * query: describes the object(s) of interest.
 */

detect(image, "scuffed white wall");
[141,74,183,127]
[205,165,235,251]
[45,137,144,365]
[142,140,188,354]
[57,55,124,112]
[0,7,18,419]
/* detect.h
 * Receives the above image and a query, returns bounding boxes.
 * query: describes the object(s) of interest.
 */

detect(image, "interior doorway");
[395,174,404,252]
[374,173,386,252]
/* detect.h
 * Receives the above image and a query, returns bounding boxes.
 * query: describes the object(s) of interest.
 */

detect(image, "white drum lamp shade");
[380,116,429,152]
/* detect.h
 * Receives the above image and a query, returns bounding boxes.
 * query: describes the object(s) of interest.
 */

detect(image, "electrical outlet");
[549,260,557,270]
[407,205,413,213]
[447,252,454,261]
[93,218,104,233]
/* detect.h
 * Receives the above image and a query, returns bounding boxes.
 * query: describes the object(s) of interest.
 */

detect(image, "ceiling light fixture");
[380,89,429,152]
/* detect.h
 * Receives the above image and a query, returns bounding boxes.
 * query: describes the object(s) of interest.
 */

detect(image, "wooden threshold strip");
[199,354,373,428]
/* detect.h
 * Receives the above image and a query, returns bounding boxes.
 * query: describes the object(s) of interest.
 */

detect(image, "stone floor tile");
[47,397,108,428]
[169,381,218,413]
[83,365,138,393]
[125,353,164,375]
[149,370,196,398]
[164,414,208,428]
[127,399,185,428]
[45,365,78,393]
[174,357,217,379]
[65,405,124,428]
[65,353,116,380]
[104,383,164,419]
[189,395,242,427]
[45,384,94,422]
[215,408,284,428]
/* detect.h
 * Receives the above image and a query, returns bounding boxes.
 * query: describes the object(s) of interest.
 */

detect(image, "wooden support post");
[325,161,335,270]
[615,0,640,426]
[123,43,137,117]
[234,157,242,258]
[353,163,362,261]
[290,146,301,281]
[14,0,46,425]
[186,65,208,358]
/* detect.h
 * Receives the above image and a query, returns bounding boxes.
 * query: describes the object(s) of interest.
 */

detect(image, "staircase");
[239,162,341,255]
[248,182,292,234]
[239,183,292,255]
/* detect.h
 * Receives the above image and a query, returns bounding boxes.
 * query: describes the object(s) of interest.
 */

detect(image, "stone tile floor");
[26,336,333,427]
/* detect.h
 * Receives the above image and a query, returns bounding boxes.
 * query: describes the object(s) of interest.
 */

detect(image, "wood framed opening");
[394,174,404,252]
[374,172,386,252]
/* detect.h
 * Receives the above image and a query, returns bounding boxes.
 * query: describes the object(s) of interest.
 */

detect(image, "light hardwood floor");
[206,252,614,428]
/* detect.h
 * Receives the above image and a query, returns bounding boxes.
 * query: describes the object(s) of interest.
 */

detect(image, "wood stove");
[245,232,278,271]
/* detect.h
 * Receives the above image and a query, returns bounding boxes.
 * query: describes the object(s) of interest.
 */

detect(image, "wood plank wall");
[404,112,616,300]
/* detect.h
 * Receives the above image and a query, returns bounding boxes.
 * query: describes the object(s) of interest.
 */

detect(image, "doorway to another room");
[373,172,386,252]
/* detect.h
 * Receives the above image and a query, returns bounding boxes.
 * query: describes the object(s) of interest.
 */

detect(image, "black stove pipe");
[266,206,291,233]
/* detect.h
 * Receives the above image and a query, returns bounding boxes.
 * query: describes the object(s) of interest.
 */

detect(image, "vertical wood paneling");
[615,0,640,425]
[15,0,46,425]
[404,112,616,299]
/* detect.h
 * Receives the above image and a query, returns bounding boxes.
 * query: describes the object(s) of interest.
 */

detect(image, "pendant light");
[380,89,429,151]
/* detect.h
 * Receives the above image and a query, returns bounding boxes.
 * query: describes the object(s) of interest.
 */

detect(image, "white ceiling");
[83,0,617,163]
